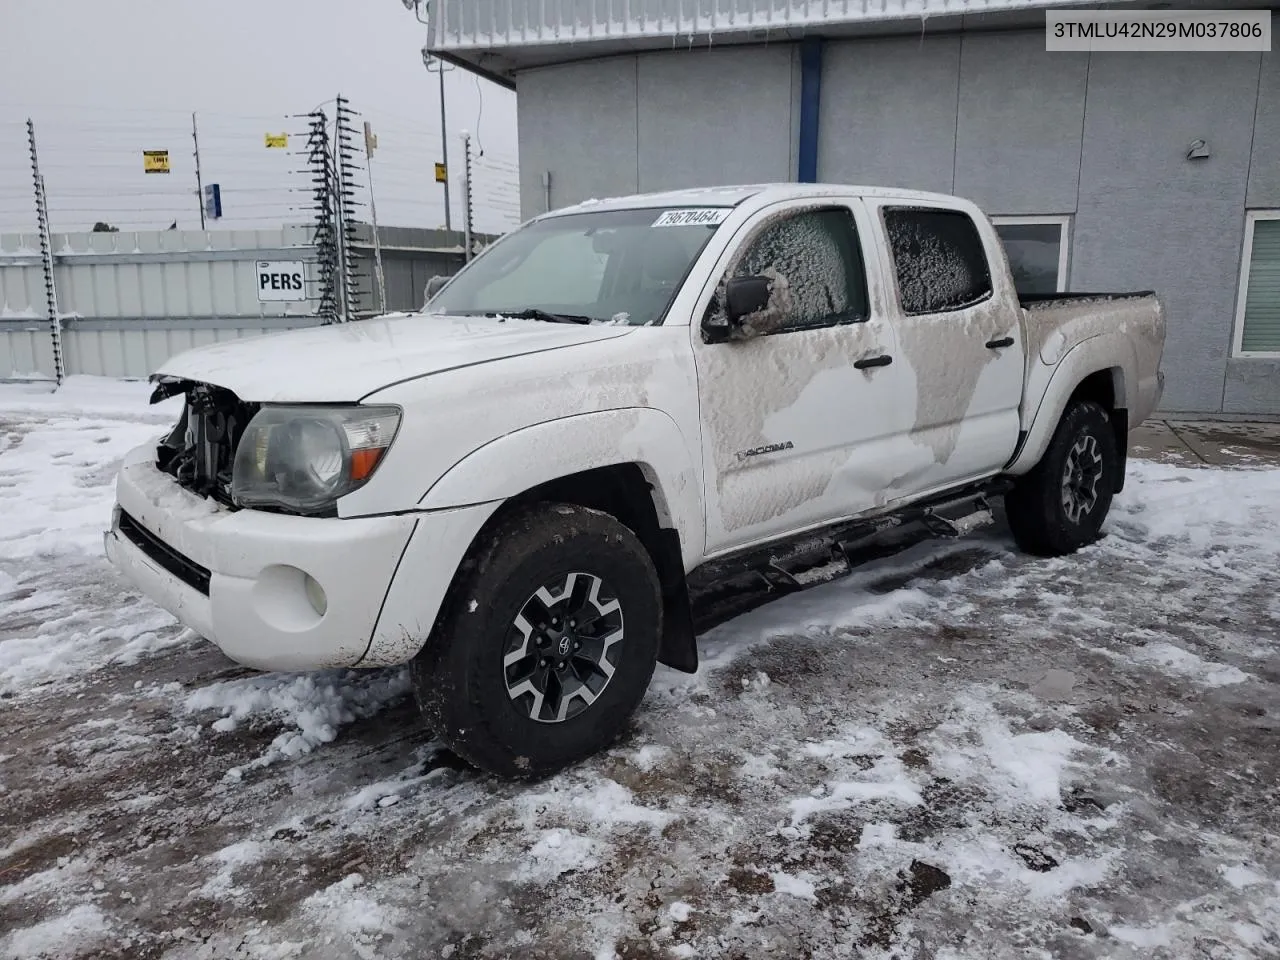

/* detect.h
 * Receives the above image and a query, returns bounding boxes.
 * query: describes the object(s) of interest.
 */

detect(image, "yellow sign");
[434,162,448,184]
[143,150,170,174]
[264,133,289,149]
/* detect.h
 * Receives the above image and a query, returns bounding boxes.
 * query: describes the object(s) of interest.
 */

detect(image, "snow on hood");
[154,313,636,403]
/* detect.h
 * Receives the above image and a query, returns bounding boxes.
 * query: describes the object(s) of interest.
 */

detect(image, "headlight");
[231,405,401,514]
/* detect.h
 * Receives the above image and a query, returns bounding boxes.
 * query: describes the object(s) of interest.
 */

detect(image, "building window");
[883,207,993,315]
[1234,212,1280,356]
[991,216,1070,296]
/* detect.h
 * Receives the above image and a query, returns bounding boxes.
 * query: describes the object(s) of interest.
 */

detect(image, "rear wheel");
[413,503,662,779]
[1005,400,1119,557]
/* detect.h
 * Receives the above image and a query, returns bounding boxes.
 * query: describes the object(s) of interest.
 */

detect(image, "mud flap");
[1112,408,1129,493]
[654,528,698,673]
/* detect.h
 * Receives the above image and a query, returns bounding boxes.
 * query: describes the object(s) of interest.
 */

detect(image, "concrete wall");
[518,46,798,216]
[820,36,962,196]
[514,21,1279,415]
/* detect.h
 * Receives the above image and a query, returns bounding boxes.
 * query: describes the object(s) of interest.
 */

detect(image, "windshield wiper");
[485,308,595,325]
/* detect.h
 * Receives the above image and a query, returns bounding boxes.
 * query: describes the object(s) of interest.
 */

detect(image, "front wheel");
[1005,400,1119,557]
[413,503,662,779]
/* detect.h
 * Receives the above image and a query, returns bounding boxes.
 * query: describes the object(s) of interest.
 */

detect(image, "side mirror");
[424,274,449,305]
[726,275,773,322]
[702,275,775,343]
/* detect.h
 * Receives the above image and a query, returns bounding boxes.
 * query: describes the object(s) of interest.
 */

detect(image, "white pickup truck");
[105,184,1165,778]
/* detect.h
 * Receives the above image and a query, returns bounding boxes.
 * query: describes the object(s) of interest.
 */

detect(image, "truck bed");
[1019,290,1156,308]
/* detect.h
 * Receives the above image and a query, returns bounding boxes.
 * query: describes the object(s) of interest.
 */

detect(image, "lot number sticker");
[256,260,307,302]
[652,208,732,228]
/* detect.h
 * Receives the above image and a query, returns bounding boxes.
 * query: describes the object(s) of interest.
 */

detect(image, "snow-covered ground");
[1,377,1278,960]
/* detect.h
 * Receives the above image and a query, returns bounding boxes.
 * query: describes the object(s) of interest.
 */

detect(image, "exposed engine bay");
[150,378,259,507]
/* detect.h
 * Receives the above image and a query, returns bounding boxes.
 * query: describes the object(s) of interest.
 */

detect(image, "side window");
[731,207,869,333]
[883,207,993,315]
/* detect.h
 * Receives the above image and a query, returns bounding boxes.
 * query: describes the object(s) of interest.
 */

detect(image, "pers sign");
[256,260,306,302]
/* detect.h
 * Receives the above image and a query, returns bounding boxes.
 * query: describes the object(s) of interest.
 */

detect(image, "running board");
[688,478,1012,600]
[922,495,995,538]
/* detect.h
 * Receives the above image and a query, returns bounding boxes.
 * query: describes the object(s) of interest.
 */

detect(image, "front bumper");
[104,442,494,671]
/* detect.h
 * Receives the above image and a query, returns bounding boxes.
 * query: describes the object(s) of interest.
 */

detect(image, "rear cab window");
[882,207,993,315]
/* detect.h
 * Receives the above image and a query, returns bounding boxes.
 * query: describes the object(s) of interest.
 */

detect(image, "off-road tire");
[1005,400,1119,557]
[412,503,662,779]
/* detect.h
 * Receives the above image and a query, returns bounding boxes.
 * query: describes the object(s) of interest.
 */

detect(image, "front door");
[692,201,914,556]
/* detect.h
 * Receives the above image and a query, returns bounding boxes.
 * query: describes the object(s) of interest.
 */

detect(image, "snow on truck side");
[104,182,1166,778]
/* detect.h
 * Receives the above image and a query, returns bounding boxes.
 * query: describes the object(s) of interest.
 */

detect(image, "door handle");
[854,354,893,370]
[985,336,1015,349]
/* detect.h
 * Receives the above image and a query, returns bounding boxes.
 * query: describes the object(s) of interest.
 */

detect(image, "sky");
[0,0,520,235]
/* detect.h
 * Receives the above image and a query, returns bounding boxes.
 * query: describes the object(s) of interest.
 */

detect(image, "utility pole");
[27,120,65,386]
[192,112,206,230]
[423,51,455,232]
[414,0,455,234]
[438,64,451,232]
[364,121,388,313]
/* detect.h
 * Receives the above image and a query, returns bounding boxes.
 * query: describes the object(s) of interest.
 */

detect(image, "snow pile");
[788,753,923,824]
[0,904,113,959]
[926,694,1111,807]
[0,375,178,421]
[1119,638,1251,687]
[0,602,189,696]
[1108,458,1280,547]
[184,668,411,776]
[300,873,406,954]
[198,839,267,899]
[0,380,179,559]
[0,378,198,693]
[520,828,604,881]
[516,777,674,832]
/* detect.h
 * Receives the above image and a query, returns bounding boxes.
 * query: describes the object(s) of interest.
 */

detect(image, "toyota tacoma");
[105,184,1166,778]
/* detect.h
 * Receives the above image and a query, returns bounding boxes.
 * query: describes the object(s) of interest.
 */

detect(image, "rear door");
[867,200,1025,493]
[691,198,915,556]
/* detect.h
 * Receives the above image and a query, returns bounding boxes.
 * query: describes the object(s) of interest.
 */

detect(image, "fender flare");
[1006,339,1131,476]
[420,407,705,569]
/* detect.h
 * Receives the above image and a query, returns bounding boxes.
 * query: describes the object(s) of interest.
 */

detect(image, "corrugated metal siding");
[0,225,474,380]
[0,227,320,380]
[0,227,319,321]
[432,0,1058,48]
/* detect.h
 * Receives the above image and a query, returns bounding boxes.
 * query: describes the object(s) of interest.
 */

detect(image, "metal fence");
[0,96,519,383]
[0,224,475,380]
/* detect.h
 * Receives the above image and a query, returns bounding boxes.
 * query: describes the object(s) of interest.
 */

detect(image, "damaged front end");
[151,377,260,507]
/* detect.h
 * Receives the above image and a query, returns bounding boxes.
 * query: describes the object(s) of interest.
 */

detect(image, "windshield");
[426,206,728,326]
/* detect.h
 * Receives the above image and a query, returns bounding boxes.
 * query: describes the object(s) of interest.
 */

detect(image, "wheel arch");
[448,462,700,674]
[420,409,702,548]
[1008,345,1129,489]
[420,410,703,673]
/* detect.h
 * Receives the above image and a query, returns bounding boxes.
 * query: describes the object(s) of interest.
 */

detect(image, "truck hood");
[155,313,636,402]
